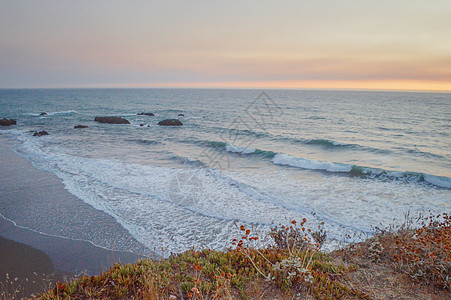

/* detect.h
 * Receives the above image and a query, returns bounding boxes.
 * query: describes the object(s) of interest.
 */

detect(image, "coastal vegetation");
[2,213,449,299]
[29,213,450,299]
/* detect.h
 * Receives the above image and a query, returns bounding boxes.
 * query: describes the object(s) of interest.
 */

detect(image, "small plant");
[230,219,364,298]
[268,219,320,286]
[0,273,22,299]
[368,241,384,262]
[392,213,451,289]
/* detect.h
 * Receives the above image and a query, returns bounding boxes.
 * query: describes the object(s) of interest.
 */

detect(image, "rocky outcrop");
[94,117,130,124]
[33,131,49,137]
[0,118,17,126]
[74,125,88,129]
[158,119,183,126]
[178,114,184,117]
[40,112,47,116]
[138,112,155,116]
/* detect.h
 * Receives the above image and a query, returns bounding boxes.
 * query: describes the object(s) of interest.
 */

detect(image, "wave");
[208,125,361,152]
[225,143,256,154]
[423,175,451,189]
[127,138,161,145]
[189,122,391,155]
[272,153,352,173]
[305,139,353,148]
[186,139,449,189]
[204,125,270,140]
[169,154,206,167]
[201,140,276,158]
[26,110,77,116]
[406,149,446,160]
[268,135,393,154]
[301,138,393,154]
[271,153,451,189]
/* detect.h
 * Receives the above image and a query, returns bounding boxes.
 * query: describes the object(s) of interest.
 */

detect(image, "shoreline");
[0,133,146,296]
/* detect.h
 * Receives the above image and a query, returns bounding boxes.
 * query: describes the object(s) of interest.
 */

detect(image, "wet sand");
[0,134,146,297]
[0,235,65,298]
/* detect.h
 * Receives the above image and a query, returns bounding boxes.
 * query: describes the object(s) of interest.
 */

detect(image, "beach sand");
[0,235,65,298]
[0,134,146,297]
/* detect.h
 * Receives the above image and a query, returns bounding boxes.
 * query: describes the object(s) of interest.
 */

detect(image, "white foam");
[7,133,292,254]
[26,110,77,116]
[6,130,450,257]
[47,110,77,116]
[227,170,450,241]
[226,143,256,154]
[271,153,352,173]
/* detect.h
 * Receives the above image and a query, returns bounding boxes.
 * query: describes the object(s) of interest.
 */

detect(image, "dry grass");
[331,212,450,300]
[35,214,450,300]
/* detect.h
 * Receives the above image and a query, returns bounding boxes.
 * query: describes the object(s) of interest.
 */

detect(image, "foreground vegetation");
[8,213,451,299]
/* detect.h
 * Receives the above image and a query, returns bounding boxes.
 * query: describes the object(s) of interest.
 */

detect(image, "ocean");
[0,88,450,256]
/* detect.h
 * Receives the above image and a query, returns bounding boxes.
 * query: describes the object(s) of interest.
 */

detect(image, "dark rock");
[137,112,155,116]
[140,124,144,127]
[40,112,47,116]
[33,131,48,137]
[178,114,184,117]
[0,118,17,126]
[94,116,130,124]
[74,125,88,129]
[158,119,183,126]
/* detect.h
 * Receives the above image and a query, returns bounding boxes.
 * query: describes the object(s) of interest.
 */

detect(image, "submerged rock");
[0,118,17,126]
[74,125,88,129]
[40,112,47,116]
[94,116,130,124]
[158,119,183,126]
[33,131,49,137]
[178,114,185,117]
[137,112,155,116]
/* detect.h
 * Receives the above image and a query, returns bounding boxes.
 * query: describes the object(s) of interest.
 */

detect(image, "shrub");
[392,213,451,289]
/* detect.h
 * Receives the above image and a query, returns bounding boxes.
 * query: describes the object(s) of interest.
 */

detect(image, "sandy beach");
[0,235,65,298]
[0,134,145,297]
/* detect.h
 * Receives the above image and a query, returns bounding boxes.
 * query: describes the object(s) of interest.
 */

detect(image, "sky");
[1,0,451,91]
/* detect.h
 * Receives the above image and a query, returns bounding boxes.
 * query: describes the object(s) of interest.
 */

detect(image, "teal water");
[0,88,450,255]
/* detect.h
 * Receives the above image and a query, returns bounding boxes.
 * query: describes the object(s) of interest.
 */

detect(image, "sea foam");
[271,153,352,173]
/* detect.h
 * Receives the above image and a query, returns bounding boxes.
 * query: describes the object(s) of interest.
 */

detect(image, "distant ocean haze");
[0,88,449,256]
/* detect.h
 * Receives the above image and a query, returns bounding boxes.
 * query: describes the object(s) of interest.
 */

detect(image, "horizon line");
[1,86,450,94]
[1,79,450,93]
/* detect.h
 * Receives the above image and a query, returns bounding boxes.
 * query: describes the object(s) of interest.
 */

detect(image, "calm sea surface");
[0,88,450,255]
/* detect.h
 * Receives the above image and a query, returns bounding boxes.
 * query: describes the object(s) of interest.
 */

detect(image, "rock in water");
[0,118,17,126]
[158,119,183,126]
[40,112,47,116]
[137,112,155,116]
[178,114,185,117]
[33,131,49,137]
[74,125,88,129]
[94,117,130,124]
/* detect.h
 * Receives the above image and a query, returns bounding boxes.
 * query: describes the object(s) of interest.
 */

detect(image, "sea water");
[0,88,449,256]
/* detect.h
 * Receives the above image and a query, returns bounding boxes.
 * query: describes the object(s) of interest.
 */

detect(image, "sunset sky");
[1,1,451,91]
